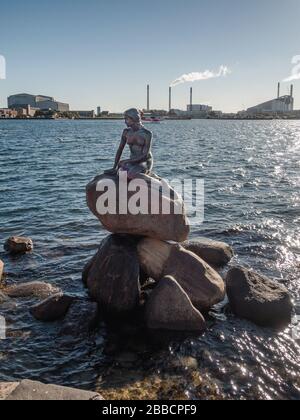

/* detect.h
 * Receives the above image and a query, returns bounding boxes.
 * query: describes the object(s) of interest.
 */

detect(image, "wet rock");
[0,291,17,310]
[138,239,226,312]
[30,293,74,322]
[3,380,103,400]
[82,254,97,287]
[171,356,199,371]
[0,383,20,400]
[4,282,61,299]
[59,299,99,336]
[84,235,141,314]
[182,238,234,267]
[0,292,9,304]
[226,267,293,328]
[145,276,206,332]
[0,259,4,282]
[4,237,33,254]
[86,173,190,242]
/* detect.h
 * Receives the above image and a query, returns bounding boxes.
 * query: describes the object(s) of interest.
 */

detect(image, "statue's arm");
[113,130,127,169]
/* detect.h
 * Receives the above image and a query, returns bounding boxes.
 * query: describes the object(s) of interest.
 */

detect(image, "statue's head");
[124,108,142,127]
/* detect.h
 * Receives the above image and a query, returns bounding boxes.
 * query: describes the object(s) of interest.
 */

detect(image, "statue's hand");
[104,168,117,175]
[119,159,130,168]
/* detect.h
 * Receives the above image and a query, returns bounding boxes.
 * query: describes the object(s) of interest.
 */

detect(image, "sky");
[0,0,300,112]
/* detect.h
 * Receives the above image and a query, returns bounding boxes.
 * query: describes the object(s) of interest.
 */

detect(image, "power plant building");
[8,93,69,112]
[246,84,294,114]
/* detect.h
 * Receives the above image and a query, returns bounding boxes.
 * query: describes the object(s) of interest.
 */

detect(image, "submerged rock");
[138,238,226,312]
[4,282,60,299]
[0,292,17,310]
[4,237,33,254]
[86,173,190,242]
[226,267,293,328]
[145,276,206,332]
[182,238,234,267]
[84,234,141,314]
[59,299,99,337]
[30,294,74,322]
[2,380,103,401]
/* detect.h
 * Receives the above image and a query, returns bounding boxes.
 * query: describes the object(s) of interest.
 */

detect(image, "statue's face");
[125,116,135,127]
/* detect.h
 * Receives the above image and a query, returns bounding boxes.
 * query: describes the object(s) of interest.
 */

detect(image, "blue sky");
[0,0,300,112]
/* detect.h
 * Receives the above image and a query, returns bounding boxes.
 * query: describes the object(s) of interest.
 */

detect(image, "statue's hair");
[124,108,142,123]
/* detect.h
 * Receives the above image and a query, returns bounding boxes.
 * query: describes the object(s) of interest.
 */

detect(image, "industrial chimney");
[277,82,281,99]
[190,87,193,111]
[169,87,172,112]
[290,84,294,98]
[147,85,150,111]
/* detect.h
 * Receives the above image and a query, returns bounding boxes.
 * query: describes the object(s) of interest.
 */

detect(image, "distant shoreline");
[1,116,300,121]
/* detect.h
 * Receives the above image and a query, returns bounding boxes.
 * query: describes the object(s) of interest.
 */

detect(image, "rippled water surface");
[0,120,299,400]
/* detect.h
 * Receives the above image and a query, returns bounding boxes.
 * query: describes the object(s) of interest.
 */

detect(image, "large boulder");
[145,276,206,332]
[4,237,33,254]
[30,294,74,322]
[226,267,293,328]
[182,238,234,267]
[84,235,141,314]
[59,299,99,337]
[86,173,190,242]
[2,380,103,401]
[4,282,60,299]
[138,238,225,313]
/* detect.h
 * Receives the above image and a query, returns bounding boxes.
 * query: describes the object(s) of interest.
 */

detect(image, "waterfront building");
[8,93,69,112]
[246,84,294,114]
[69,110,95,118]
[187,104,213,113]
[0,108,18,118]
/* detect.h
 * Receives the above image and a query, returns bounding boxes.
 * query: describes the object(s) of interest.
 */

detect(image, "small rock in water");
[4,282,61,299]
[182,238,234,267]
[0,292,9,304]
[0,292,17,310]
[138,238,226,313]
[145,276,206,332]
[171,356,199,371]
[226,266,293,328]
[59,299,99,337]
[30,293,74,322]
[4,237,33,254]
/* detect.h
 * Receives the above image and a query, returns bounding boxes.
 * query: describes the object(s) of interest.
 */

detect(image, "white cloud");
[283,55,300,82]
[170,65,231,87]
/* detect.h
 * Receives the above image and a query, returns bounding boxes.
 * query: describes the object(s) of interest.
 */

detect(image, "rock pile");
[83,172,228,333]
[83,171,293,332]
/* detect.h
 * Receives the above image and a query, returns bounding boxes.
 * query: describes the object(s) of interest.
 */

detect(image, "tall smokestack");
[169,87,172,112]
[147,85,150,111]
[277,82,280,99]
[190,87,193,110]
[290,84,294,98]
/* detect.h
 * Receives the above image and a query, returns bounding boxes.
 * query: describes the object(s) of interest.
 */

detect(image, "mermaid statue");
[105,108,153,180]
